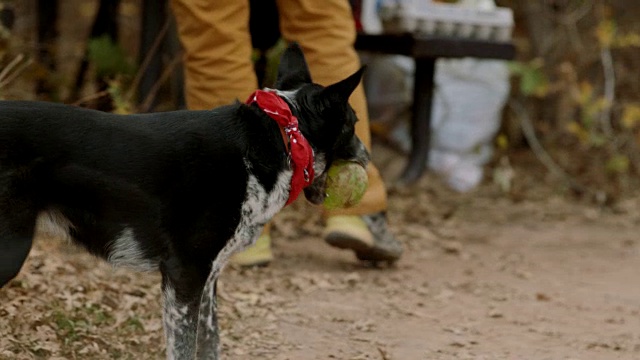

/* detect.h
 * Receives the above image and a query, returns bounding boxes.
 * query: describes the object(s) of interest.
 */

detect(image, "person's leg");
[170,0,273,266]
[170,0,257,109]
[276,0,402,262]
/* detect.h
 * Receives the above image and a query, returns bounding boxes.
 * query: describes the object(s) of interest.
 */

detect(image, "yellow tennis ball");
[323,160,368,210]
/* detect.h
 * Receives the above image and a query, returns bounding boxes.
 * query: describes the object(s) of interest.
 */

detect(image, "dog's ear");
[320,66,366,105]
[275,42,312,90]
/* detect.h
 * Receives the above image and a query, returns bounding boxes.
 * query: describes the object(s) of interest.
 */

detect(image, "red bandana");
[246,90,315,205]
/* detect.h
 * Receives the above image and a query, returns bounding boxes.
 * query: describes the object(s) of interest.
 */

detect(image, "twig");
[509,99,585,193]
[555,0,594,54]
[566,22,584,52]
[0,56,33,88]
[599,46,615,137]
[138,51,183,112]
[557,0,594,25]
[126,17,171,103]
[0,53,25,82]
[70,90,110,106]
[377,347,391,360]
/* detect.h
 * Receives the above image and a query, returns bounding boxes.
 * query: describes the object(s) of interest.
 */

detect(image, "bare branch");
[138,51,183,113]
[70,90,110,106]
[509,99,586,193]
[126,17,172,104]
[0,53,25,83]
[599,47,615,137]
[0,55,33,89]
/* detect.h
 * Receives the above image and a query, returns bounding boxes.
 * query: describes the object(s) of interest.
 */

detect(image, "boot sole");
[325,232,401,263]
[325,232,372,252]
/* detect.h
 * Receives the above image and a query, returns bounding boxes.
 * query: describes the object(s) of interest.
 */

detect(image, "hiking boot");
[230,230,273,267]
[324,212,403,263]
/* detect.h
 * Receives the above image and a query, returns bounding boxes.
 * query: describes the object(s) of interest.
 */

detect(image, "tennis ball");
[323,160,368,210]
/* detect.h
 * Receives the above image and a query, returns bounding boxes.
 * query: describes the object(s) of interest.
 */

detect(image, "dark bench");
[355,33,516,184]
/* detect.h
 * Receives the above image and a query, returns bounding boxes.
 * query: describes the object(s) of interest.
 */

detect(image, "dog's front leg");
[162,285,200,360]
[195,225,262,359]
[194,268,220,359]
[161,260,208,360]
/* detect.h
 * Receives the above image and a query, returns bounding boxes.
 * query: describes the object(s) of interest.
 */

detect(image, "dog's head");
[272,43,370,205]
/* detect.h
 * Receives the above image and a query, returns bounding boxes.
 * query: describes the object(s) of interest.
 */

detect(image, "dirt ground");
[1,143,639,360]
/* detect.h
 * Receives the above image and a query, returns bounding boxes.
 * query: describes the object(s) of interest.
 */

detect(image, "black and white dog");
[0,43,369,359]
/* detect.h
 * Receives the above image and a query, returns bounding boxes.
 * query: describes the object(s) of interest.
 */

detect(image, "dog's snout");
[351,137,370,168]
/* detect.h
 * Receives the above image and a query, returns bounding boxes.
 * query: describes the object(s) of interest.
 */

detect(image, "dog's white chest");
[241,170,292,225]
[209,167,292,270]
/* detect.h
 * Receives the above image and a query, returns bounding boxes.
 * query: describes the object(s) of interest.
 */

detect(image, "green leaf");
[87,35,134,78]
[509,60,548,97]
[606,155,629,174]
[520,68,548,97]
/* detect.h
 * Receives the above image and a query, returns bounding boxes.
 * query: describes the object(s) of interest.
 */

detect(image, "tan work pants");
[171,0,387,216]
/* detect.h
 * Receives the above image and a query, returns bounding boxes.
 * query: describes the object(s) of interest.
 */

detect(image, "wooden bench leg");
[400,58,436,184]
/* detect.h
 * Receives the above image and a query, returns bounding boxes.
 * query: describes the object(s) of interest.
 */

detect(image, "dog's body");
[0,44,368,359]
